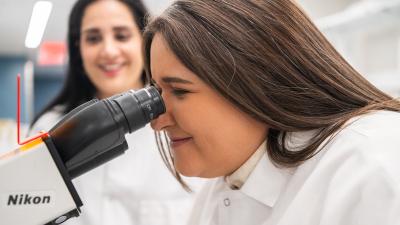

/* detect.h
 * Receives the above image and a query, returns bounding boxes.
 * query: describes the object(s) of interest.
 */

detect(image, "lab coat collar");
[239,130,316,208]
[240,150,292,208]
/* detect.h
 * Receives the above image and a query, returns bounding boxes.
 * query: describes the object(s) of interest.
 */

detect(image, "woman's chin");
[176,164,202,178]
[176,165,219,179]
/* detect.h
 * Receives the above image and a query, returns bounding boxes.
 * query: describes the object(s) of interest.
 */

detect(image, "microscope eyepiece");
[134,86,165,121]
[109,86,165,133]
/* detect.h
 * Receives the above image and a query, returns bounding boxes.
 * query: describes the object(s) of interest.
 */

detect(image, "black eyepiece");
[109,86,166,133]
[48,86,165,178]
[130,86,165,121]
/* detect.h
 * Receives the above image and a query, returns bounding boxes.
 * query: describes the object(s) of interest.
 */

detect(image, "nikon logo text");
[7,194,51,206]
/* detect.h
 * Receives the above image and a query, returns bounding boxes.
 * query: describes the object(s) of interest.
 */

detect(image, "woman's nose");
[150,111,174,131]
[100,38,119,59]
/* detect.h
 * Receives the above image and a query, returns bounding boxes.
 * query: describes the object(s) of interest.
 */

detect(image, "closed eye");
[114,31,132,42]
[84,33,102,44]
[171,88,190,98]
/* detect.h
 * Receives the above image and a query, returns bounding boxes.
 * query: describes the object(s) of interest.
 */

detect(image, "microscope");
[0,86,165,225]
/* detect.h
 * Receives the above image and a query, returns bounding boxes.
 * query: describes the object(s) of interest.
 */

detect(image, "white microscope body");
[0,137,81,225]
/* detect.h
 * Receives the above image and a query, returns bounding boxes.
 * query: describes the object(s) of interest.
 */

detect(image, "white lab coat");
[30,105,202,225]
[188,110,400,225]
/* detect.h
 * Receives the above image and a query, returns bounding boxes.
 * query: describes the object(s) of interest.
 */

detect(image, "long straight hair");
[143,0,400,183]
[31,0,148,126]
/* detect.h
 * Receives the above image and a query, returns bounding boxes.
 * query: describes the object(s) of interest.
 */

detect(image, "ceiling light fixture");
[25,1,53,49]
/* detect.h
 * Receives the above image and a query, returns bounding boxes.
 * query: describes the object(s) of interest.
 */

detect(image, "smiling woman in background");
[30,0,199,224]
[143,0,400,225]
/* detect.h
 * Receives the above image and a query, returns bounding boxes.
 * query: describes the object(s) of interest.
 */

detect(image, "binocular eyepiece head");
[48,86,165,178]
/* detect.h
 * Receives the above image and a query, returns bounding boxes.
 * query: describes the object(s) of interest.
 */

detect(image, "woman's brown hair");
[143,0,400,186]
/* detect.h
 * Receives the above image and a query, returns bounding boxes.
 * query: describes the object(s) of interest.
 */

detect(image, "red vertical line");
[16,73,49,146]
[17,73,21,144]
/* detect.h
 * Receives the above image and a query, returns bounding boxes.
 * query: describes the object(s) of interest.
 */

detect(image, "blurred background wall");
[0,0,399,150]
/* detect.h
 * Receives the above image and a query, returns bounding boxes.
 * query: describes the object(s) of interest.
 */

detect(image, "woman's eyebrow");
[161,76,193,84]
[113,26,133,32]
[81,27,100,35]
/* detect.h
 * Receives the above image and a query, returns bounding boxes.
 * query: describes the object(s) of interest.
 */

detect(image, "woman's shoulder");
[324,110,400,156]
[316,110,400,181]
[344,110,400,137]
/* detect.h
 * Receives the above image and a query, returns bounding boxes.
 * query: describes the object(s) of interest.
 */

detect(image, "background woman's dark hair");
[31,0,148,126]
[143,0,400,183]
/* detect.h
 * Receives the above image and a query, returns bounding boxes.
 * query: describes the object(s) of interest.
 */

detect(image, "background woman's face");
[150,34,268,178]
[80,0,143,99]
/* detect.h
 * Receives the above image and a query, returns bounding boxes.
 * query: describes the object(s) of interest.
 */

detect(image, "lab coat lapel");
[241,152,292,208]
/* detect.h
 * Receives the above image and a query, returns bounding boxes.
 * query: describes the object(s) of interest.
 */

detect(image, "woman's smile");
[99,62,125,77]
[170,137,193,149]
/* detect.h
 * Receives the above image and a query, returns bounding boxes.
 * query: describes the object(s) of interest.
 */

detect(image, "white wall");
[298,0,400,97]
[145,0,174,15]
